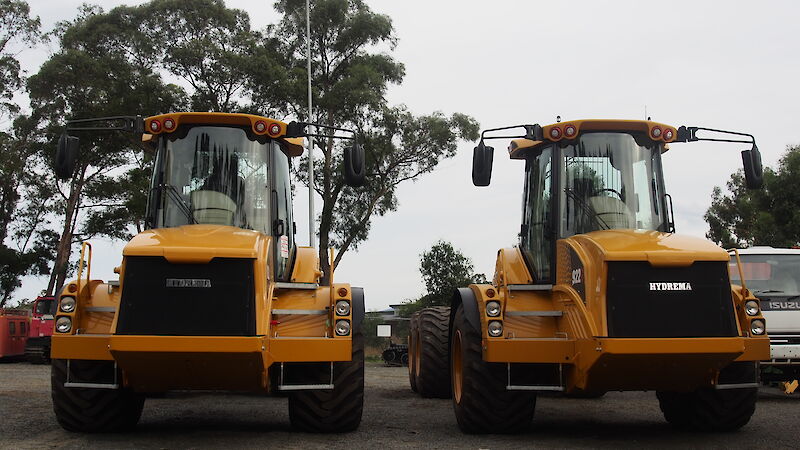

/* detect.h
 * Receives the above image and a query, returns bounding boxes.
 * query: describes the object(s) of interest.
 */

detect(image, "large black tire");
[657,361,758,432]
[408,313,419,392]
[288,333,364,433]
[451,305,535,434]
[51,359,145,433]
[416,306,451,398]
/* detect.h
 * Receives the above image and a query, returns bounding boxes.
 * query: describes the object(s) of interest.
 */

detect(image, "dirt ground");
[1,360,799,449]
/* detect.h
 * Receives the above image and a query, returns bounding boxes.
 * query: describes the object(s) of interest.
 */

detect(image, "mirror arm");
[480,124,543,141]
[65,115,144,134]
[675,126,755,145]
[285,120,356,139]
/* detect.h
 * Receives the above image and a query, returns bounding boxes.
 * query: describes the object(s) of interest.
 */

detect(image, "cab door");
[271,144,295,281]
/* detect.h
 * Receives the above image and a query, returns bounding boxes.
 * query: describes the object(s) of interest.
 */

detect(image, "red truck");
[0,308,30,359]
[25,296,56,364]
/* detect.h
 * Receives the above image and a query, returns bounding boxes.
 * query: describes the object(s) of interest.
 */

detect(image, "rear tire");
[416,306,451,398]
[657,362,758,432]
[408,313,419,392]
[451,305,535,434]
[288,333,365,433]
[51,359,145,433]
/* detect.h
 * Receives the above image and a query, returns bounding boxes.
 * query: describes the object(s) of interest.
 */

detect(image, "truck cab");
[730,246,800,392]
[25,296,56,363]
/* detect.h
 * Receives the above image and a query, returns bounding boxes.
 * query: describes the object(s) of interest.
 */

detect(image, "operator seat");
[191,190,236,225]
[588,195,634,229]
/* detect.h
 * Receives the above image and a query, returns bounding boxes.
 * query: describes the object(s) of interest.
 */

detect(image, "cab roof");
[508,119,678,159]
[144,112,305,157]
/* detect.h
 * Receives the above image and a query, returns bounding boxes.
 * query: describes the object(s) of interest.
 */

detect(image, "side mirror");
[54,133,80,180]
[472,140,494,186]
[742,144,763,189]
[343,142,365,187]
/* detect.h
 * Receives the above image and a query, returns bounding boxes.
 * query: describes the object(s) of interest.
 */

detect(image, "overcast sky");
[11,0,800,311]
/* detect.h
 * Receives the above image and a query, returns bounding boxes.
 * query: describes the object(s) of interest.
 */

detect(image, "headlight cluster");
[335,319,351,336]
[750,319,766,336]
[55,316,72,333]
[335,300,350,316]
[486,301,501,317]
[744,300,760,316]
[488,320,503,337]
[59,296,76,313]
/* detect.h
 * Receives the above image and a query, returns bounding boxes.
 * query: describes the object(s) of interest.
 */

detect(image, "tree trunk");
[46,172,84,296]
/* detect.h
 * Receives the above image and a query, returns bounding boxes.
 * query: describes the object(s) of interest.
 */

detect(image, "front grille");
[116,256,255,336]
[606,261,738,338]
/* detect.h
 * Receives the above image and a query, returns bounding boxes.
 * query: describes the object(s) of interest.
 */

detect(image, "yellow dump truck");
[409,119,770,433]
[50,112,366,432]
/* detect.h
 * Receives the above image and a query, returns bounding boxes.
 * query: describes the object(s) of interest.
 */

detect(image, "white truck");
[730,246,800,394]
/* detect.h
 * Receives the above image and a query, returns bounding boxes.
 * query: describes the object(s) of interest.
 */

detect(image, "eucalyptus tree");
[274,0,479,282]
[28,5,186,294]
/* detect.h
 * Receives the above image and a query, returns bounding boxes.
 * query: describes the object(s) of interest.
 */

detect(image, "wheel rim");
[452,329,463,404]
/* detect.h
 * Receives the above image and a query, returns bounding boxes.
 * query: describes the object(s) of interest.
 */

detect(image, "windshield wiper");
[753,289,785,294]
[162,184,197,224]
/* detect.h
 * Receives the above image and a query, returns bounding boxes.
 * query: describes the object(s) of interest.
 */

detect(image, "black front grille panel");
[606,261,738,338]
[117,256,255,336]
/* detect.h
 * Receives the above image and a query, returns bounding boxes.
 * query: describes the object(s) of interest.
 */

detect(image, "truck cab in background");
[25,296,56,364]
[730,247,800,394]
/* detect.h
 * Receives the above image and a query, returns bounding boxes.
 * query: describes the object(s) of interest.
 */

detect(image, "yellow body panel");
[52,224,354,393]
[476,229,770,393]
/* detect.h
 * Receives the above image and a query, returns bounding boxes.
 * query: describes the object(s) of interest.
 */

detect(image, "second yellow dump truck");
[50,112,366,433]
[409,119,770,433]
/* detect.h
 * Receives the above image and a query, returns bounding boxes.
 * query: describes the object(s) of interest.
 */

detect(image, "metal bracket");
[274,282,319,290]
[64,359,119,390]
[505,310,563,317]
[507,284,554,291]
[277,362,335,391]
[506,363,565,392]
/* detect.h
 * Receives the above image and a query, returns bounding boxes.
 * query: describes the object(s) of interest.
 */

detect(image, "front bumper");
[52,334,351,392]
[765,343,800,363]
[484,336,770,391]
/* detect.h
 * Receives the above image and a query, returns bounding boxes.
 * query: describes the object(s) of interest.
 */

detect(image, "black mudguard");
[451,287,480,332]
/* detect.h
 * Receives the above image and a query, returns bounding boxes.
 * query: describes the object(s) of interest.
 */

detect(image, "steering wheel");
[594,188,623,199]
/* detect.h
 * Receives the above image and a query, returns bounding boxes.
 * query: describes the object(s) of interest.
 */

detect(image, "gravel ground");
[1,359,799,449]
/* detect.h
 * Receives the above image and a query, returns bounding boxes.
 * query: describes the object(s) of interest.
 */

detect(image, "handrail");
[76,242,93,299]
[728,248,749,296]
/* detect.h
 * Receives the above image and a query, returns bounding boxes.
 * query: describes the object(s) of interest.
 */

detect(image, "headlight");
[335,300,351,316]
[335,319,351,336]
[55,316,72,333]
[744,300,760,316]
[488,320,503,337]
[750,319,766,335]
[59,296,76,313]
[486,301,501,317]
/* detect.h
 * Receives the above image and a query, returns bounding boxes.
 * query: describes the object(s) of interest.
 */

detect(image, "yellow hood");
[571,230,729,267]
[123,225,268,263]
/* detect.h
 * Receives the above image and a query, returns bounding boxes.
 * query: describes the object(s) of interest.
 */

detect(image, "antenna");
[306,0,316,248]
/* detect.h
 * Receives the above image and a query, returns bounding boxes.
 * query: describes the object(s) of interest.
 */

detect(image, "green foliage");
[0,0,41,117]
[399,241,486,316]
[705,145,800,248]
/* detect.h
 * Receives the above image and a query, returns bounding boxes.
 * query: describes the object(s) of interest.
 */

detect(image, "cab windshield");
[35,299,55,316]
[729,254,800,296]
[559,132,668,237]
[150,126,272,233]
